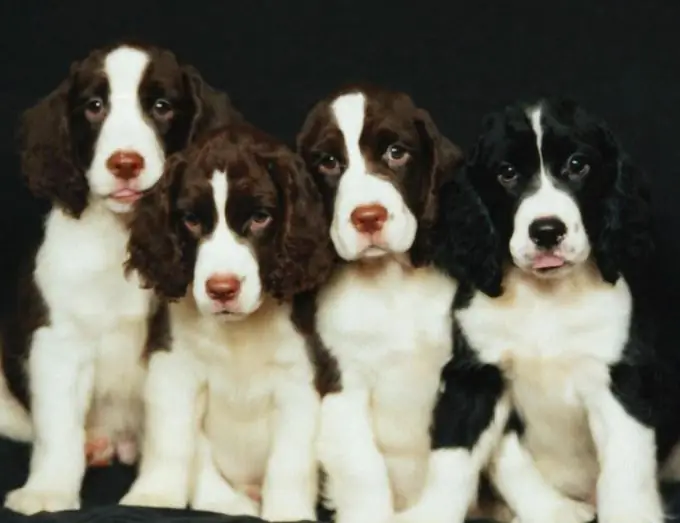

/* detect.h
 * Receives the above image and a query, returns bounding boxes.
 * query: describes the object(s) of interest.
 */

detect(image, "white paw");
[193,493,259,517]
[261,504,316,522]
[4,487,79,515]
[517,497,595,523]
[597,491,664,523]
[120,489,186,509]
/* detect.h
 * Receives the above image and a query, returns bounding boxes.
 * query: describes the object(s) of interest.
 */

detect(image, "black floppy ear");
[126,154,195,299]
[410,108,464,267]
[591,126,653,285]
[432,135,504,298]
[182,65,243,143]
[18,62,89,217]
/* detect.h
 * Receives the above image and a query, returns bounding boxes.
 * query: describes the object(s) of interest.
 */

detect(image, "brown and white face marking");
[19,42,240,217]
[297,86,462,265]
[126,123,334,320]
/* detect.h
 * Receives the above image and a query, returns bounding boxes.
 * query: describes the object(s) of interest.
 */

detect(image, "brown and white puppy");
[119,123,333,521]
[0,42,240,514]
[297,85,464,523]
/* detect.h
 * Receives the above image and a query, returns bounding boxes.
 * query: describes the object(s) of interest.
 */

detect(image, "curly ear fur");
[18,64,89,217]
[263,154,335,300]
[590,127,653,286]
[432,135,504,298]
[410,108,464,267]
[183,65,243,143]
[125,155,194,300]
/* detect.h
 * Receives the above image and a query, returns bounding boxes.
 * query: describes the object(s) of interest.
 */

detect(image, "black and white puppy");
[0,42,240,514]
[119,123,333,521]
[297,85,464,523]
[431,97,662,523]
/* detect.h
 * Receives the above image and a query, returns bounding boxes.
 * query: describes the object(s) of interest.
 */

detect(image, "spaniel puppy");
[431,97,662,523]
[297,85,464,523]
[119,123,333,522]
[0,42,240,514]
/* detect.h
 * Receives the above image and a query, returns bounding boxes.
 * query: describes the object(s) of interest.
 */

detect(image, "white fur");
[0,362,32,442]
[391,398,511,523]
[121,170,319,522]
[192,171,263,317]
[316,258,457,523]
[88,46,165,214]
[509,107,590,273]
[4,201,152,514]
[458,265,663,523]
[329,93,418,261]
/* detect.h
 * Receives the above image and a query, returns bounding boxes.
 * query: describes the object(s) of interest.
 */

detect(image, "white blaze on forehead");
[210,170,229,233]
[104,46,150,103]
[330,92,367,172]
[527,105,546,180]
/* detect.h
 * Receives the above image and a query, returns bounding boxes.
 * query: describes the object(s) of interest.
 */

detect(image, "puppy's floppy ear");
[591,124,654,286]
[410,108,464,267]
[125,154,195,300]
[182,65,243,143]
[262,152,335,301]
[432,134,504,298]
[18,62,89,217]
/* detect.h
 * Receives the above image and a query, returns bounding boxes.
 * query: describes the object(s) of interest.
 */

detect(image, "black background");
[0,0,679,518]
[2,1,679,286]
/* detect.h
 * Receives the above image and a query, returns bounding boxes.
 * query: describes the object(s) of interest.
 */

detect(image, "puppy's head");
[434,97,652,295]
[19,42,241,217]
[126,123,334,320]
[297,85,462,266]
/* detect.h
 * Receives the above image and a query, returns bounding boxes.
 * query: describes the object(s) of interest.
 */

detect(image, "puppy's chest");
[318,263,457,372]
[35,208,151,328]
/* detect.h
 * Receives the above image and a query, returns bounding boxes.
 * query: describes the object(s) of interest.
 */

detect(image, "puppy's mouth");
[531,252,570,273]
[109,188,143,204]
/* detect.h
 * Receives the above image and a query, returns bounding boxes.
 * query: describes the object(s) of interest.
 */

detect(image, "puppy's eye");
[497,163,518,187]
[383,144,410,168]
[317,154,342,176]
[248,210,272,233]
[85,97,106,122]
[152,98,174,120]
[183,212,201,233]
[564,153,590,180]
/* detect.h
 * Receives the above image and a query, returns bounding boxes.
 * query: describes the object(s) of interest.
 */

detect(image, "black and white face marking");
[505,105,592,277]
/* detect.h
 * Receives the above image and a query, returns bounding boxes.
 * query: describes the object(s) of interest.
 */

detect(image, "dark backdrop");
[0,0,679,516]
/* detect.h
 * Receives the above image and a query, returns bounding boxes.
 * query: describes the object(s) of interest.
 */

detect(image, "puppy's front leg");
[318,371,393,523]
[120,350,202,509]
[4,327,94,515]
[586,374,664,523]
[260,379,320,522]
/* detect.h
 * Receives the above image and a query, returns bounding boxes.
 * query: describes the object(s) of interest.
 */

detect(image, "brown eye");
[183,211,201,234]
[497,163,518,187]
[152,98,174,120]
[564,153,590,180]
[85,97,106,122]
[318,154,342,176]
[383,144,410,168]
[248,210,272,233]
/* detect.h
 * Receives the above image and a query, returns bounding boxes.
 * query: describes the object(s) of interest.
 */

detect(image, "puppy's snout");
[350,204,388,234]
[529,217,567,249]
[205,274,241,302]
[106,150,145,180]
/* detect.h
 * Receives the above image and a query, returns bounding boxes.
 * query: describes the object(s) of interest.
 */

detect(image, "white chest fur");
[34,203,152,441]
[316,258,457,508]
[170,299,316,491]
[458,265,633,499]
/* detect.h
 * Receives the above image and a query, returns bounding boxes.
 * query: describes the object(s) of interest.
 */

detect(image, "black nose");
[528,217,567,249]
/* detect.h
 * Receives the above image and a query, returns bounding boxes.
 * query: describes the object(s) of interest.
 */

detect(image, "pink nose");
[205,274,241,302]
[350,204,388,234]
[106,150,144,180]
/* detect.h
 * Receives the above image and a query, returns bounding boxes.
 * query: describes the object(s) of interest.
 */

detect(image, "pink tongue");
[532,254,565,269]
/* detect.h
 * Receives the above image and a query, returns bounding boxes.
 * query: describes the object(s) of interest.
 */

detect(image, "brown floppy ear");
[262,152,335,301]
[18,63,89,217]
[410,108,464,267]
[182,65,243,143]
[125,154,194,300]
